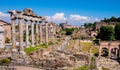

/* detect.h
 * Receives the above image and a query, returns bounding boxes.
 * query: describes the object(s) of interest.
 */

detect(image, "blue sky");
[0,0,120,25]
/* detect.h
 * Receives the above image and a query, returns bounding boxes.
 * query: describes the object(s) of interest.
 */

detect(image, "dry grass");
[80,42,93,53]
[91,46,99,54]
[67,40,93,53]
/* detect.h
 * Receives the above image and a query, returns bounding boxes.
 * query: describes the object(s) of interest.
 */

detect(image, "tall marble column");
[25,19,29,48]
[18,16,23,51]
[35,20,39,45]
[39,21,42,44]
[45,20,48,44]
[31,20,35,46]
[11,18,17,51]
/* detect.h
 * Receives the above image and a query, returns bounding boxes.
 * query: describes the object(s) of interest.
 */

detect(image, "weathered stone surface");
[28,49,88,69]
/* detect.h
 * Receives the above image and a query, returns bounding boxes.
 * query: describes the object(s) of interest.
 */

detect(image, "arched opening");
[101,48,109,57]
[111,48,119,59]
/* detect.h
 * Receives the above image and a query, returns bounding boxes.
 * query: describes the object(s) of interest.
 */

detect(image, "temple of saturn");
[8,8,48,52]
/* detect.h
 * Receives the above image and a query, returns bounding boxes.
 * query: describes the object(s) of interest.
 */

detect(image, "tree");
[110,16,117,22]
[64,28,75,35]
[115,23,120,40]
[84,23,95,28]
[97,26,115,40]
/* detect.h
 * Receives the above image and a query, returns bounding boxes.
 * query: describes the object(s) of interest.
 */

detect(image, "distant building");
[60,22,80,29]
[95,21,118,31]
[0,20,11,41]
[42,22,60,40]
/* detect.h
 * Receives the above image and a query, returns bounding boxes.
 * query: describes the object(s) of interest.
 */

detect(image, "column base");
[31,45,35,47]
[19,51,26,55]
[26,46,29,48]
[12,49,17,52]
[40,42,43,44]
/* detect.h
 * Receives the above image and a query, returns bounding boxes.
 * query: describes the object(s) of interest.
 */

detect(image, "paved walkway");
[15,66,43,70]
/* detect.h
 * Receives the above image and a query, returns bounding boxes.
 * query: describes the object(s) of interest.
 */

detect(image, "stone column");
[115,49,118,57]
[108,48,111,58]
[39,21,42,44]
[35,21,39,45]
[18,17,24,51]
[45,20,48,44]
[11,18,17,51]
[99,46,101,57]
[25,20,29,48]
[31,20,35,46]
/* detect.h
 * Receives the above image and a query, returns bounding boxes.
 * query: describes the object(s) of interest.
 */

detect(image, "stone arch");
[101,47,109,57]
[110,47,118,58]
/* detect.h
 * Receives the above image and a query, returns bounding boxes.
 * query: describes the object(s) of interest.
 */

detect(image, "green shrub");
[102,67,109,70]
[24,44,48,54]
[74,65,90,70]
[0,58,11,65]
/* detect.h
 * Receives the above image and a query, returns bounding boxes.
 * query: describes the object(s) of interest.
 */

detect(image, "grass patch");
[24,44,47,54]
[0,58,11,65]
[102,67,109,70]
[74,65,90,70]
[80,42,93,53]
[91,46,99,54]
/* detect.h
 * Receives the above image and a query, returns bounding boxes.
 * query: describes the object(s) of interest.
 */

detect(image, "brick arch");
[99,41,120,58]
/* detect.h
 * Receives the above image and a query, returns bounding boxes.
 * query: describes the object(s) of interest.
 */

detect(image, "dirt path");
[15,66,44,70]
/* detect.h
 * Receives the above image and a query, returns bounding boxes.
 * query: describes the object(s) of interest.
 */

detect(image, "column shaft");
[115,49,118,57]
[108,48,111,58]
[45,23,48,44]
[11,19,16,50]
[18,19,23,51]
[31,21,35,46]
[99,46,101,57]
[40,22,42,44]
[26,20,29,47]
[36,21,38,45]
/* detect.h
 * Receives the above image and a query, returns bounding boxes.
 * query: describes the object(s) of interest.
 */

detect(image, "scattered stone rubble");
[100,57,120,70]
[28,49,88,70]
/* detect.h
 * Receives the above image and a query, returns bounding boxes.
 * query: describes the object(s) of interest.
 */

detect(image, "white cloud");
[69,14,100,25]
[52,12,67,21]
[46,12,67,23]
[0,11,9,18]
[69,15,89,21]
